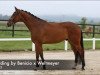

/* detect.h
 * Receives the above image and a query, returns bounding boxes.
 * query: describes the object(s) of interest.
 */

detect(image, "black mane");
[21,10,46,22]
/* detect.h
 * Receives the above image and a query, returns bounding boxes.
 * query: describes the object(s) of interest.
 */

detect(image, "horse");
[7,7,85,70]
[85,26,92,36]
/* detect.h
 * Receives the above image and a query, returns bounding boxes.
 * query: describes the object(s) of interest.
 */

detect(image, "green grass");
[0,22,100,51]
[62,41,100,50]
[0,31,30,38]
[0,41,32,51]
[96,41,100,49]
[0,41,99,51]
[0,41,65,51]
[43,41,64,50]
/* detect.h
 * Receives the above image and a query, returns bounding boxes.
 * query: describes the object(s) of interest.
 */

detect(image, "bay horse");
[7,7,85,70]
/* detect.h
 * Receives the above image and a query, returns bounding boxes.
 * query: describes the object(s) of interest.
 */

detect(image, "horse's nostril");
[7,22,10,27]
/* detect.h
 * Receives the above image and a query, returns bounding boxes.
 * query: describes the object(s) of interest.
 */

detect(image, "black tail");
[77,31,84,64]
[81,30,84,49]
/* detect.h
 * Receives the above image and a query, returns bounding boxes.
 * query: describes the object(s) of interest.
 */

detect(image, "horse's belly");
[43,32,68,44]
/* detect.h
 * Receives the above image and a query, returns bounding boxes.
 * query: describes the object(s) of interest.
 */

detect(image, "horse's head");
[7,7,22,27]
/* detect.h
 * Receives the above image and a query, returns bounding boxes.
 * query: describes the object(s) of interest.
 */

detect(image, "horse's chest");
[31,31,43,42]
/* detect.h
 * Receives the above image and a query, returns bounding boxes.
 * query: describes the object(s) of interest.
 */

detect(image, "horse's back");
[49,22,81,34]
[60,22,80,29]
[49,22,80,29]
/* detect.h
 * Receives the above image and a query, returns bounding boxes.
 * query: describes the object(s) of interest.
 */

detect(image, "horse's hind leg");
[78,48,85,70]
[72,45,85,70]
[74,51,79,69]
[74,45,85,70]
[68,40,85,70]
[69,43,79,69]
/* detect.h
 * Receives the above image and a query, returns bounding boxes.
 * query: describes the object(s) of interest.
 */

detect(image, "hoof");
[81,68,85,70]
[36,64,39,67]
[43,65,46,70]
[34,68,37,71]
[72,67,76,69]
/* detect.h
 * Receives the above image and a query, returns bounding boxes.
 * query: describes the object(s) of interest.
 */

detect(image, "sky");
[0,1,100,18]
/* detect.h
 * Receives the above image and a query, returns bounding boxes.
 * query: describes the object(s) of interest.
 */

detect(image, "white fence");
[65,38,100,50]
[0,38,100,51]
[0,38,35,51]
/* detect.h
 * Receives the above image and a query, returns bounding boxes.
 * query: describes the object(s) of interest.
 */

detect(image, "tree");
[80,17,87,30]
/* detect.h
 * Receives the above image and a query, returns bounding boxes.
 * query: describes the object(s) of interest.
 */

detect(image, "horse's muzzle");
[7,22,10,27]
[7,21,14,27]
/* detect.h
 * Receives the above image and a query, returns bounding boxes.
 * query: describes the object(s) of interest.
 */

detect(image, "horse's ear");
[15,7,20,13]
[15,7,18,11]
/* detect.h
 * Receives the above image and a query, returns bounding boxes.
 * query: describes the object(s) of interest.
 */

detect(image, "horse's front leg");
[40,50,46,70]
[35,43,40,67]
[35,42,46,70]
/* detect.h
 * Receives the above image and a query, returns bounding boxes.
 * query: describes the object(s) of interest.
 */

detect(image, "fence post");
[32,43,35,51]
[93,38,95,50]
[92,25,95,38]
[65,40,68,51]
[12,25,15,37]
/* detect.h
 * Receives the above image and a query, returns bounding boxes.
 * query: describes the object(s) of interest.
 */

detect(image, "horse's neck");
[21,13,41,32]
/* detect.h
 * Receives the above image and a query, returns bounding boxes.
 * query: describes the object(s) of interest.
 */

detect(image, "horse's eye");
[14,13,17,15]
[13,12,18,16]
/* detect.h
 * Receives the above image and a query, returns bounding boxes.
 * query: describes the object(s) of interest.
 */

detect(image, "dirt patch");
[0,50,100,75]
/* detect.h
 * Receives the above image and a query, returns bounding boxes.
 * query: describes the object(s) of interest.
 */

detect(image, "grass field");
[0,22,100,51]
